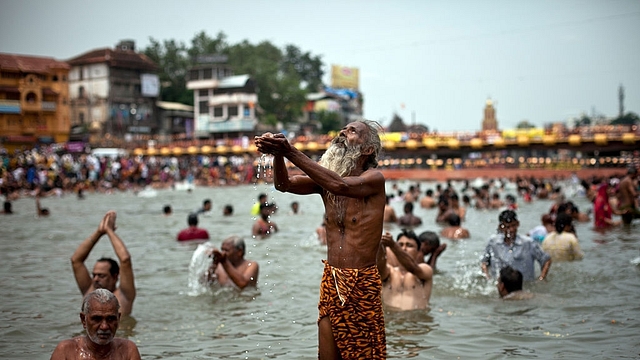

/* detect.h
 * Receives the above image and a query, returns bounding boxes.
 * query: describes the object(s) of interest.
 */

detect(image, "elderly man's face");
[81,299,120,346]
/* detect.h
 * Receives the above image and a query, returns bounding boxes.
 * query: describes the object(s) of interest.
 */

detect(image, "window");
[1,71,20,79]
[199,101,208,115]
[199,89,208,97]
[228,106,238,117]
[26,92,37,103]
[79,86,85,99]
[203,68,212,79]
[213,106,223,117]
[190,70,199,80]
[53,75,58,81]
[79,113,85,124]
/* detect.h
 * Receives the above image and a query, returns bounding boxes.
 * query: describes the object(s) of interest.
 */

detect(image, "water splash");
[187,241,216,296]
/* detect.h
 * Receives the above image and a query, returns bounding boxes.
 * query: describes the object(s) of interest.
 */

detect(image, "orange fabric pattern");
[318,260,386,359]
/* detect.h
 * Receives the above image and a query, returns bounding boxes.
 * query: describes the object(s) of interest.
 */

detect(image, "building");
[300,87,363,135]
[481,98,498,132]
[186,54,258,139]
[67,40,159,146]
[0,53,70,152]
[156,101,194,143]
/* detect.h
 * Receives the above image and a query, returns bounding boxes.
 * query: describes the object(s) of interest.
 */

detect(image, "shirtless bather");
[255,120,386,359]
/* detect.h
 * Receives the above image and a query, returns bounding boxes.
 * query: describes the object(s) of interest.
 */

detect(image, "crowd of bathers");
[0,147,260,205]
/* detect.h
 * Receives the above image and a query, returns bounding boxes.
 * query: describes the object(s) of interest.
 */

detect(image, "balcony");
[207,118,255,133]
[0,100,20,114]
[42,101,57,111]
[209,93,257,106]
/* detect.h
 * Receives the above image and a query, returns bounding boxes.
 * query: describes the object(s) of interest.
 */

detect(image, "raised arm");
[256,133,384,198]
[104,212,136,303]
[214,249,259,290]
[71,214,107,295]
[272,154,320,195]
[426,243,447,270]
[377,233,392,282]
[383,234,432,282]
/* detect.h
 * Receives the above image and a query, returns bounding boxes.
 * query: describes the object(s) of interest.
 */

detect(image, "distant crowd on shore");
[0,148,261,202]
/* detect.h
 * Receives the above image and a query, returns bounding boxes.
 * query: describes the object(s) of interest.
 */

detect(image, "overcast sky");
[2,0,639,132]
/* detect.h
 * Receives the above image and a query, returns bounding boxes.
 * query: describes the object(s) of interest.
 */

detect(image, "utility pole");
[618,84,625,118]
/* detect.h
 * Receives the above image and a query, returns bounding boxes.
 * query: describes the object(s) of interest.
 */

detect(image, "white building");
[67,40,159,141]
[186,56,258,139]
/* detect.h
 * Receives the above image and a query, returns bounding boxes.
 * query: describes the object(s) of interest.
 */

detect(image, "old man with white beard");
[255,120,387,359]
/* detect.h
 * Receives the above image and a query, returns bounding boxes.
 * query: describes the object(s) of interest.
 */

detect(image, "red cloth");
[593,184,612,229]
[177,227,210,241]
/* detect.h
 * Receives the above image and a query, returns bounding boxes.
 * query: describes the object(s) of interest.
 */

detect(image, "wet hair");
[82,289,119,314]
[505,194,516,203]
[447,213,461,226]
[260,202,275,210]
[499,266,523,293]
[450,193,459,201]
[397,229,421,249]
[163,205,172,214]
[203,199,212,207]
[555,213,573,234]
[188,213,198,226]
[97,258,120,277]
[225,235,245,255]
[418,231,440,248]
[438,197,449,207]
[223,204,233,215]
[4,201,12,214]
[403,201,414,213]
[357,119,383,170]
[541,214,553,225]
[426,189,434,196]
[556,203,570,214]
[499,209,518,223]
[258,193,267,201]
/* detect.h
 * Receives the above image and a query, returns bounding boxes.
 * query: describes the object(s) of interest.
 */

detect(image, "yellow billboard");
[331,65,359,90]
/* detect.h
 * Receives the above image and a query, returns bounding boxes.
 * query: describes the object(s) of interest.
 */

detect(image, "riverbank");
[379,167,627,181]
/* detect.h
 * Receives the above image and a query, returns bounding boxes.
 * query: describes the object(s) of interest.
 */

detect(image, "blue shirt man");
[481,210,552,282]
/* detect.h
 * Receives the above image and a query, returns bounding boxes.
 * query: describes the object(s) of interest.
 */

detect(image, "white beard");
[319,139,362,177]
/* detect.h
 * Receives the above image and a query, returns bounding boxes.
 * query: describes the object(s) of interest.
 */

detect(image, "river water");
[1,179,639,359]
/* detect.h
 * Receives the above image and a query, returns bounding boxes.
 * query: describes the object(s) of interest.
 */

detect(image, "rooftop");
[0,53,70,73]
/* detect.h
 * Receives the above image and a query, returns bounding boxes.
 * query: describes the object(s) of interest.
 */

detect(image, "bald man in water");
[50,289,140,360]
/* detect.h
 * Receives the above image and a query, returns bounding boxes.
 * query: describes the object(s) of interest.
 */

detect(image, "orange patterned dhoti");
[318,260,386,359]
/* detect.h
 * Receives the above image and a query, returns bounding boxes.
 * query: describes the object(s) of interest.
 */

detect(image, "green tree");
[187,31,228,60]
[610,112,639,125]
[145,31,325,128]
[144,38,192,104]
[575,115,591,127]
[316,110,342,133]
[227,40,308,126]
[516,120,536,129]
[280,44,324,92]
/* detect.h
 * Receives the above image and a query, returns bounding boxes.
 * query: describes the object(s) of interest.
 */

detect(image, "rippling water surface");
[1,180,639,359]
